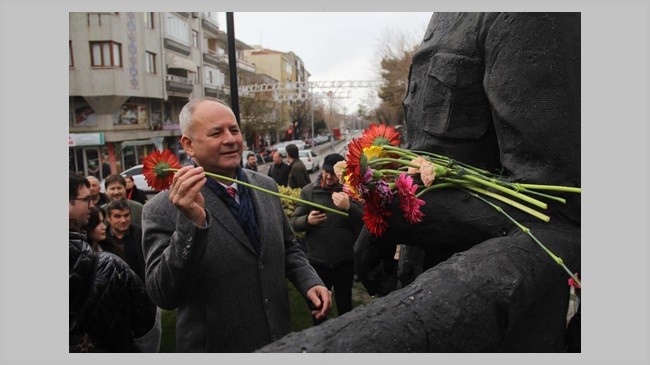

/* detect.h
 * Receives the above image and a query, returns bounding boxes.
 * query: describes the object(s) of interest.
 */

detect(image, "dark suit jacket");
[142,170,323,352]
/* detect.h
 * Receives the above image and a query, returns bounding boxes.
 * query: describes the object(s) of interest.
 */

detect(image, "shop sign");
[69,132,105,147]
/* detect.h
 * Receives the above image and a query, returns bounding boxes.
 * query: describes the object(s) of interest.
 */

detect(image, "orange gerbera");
[345,138,367,187]
[142,149,182,191]
[358,123,401,149]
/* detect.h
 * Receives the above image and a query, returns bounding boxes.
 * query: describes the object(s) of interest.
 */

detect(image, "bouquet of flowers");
[335,123,581,286]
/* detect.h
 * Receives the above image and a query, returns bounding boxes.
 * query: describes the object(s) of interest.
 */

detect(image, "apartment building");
[243,46,311,140]
[69,12,255,179]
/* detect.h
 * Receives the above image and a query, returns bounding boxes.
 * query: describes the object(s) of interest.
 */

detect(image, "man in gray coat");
[142,97,331,352]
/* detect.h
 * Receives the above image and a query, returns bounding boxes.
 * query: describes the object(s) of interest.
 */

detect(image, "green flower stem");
[461,174,548,210]
[381,145,420,158]
[424,177,550,222]
[415,183,457,197]
[369,157,420,168]
[409,149,495,176]
[462,185,551,222]
[517,183,582,193]
[377,169,405,176]
[466,175,568,204]
[468,192,581,287]
[516,189,566,204]
[163,168,349,217]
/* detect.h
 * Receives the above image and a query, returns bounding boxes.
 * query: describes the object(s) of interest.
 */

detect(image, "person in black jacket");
[267,150,291,186]
[124,175,148,205]
[286,143,311,189]
[102,199,146,282]
[289,154,364,325]
[69,172,159,352]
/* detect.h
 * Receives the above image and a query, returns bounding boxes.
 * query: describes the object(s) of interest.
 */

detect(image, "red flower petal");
[142,149,182,190]
[358,123,401,149]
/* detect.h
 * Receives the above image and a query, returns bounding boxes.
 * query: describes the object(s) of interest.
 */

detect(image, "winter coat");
[142,170,324,352]
[69,232,156,352]
[287,159,311,189]
[289,178,364,267]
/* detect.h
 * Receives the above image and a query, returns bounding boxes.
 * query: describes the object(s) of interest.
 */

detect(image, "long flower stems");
[468,192,581,287]
[460,174,548,210]
[163,168,349,217]
[517,183,582,193]
[435,177,550,222]
[462,185,551,222]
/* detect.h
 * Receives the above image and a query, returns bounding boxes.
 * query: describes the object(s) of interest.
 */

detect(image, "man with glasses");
[69,172,160,352]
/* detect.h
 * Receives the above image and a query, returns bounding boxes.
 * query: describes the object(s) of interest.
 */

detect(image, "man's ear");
[180,135,194,157]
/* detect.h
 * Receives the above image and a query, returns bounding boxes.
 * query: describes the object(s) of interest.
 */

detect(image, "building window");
[192,30,199,48]
[90,41,122,67]
[144,12,155,29]
[146,52,156,74]
[188,71,197,83]
[165,13,189,45]
[69,41,74,67]
[203,12,218,25]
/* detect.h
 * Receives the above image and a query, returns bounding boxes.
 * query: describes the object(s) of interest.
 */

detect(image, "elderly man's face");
[272,152,283,164]
[88,178,101,197]
[181,100,243,178]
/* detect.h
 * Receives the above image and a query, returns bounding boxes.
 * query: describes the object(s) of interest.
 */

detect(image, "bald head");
[179,97,234,137]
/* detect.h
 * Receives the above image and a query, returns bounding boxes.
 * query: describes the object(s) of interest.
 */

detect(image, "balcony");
[237,59,255,73]
[202,18,219,35]
[203,52,226,67]
[165,74,194,94]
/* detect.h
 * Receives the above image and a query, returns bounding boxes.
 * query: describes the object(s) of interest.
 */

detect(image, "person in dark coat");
[290,153,364,324]
[286,143,311,189]
[102,199,146,283]
[141,97,331,352]
[124,175,148,205]
[267,150,291,186]
[69,172,159,352]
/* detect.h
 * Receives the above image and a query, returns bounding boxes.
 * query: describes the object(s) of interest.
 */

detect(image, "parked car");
[288,139,306,150]
[100,164,159,194]
[299,149,320,173]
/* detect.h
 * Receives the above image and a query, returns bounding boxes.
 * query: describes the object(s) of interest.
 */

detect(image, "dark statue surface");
[258,12,581,352]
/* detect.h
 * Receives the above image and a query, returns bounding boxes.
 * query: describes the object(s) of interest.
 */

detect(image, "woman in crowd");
[124,175,148,205]
[82,206,107,253]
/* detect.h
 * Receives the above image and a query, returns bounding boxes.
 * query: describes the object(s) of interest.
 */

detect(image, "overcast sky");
[219,12,433,112]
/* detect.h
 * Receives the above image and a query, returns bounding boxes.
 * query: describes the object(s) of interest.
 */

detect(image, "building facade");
[243,46,311,141]
[69,12,256,179]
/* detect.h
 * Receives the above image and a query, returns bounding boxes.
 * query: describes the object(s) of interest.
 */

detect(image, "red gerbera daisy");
[395,173,426,224]
[362,189,392,237]
[358,123,401,149]
[142,149,182,191]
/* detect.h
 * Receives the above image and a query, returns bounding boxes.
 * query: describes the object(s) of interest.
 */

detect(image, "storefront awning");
[166,54,197,72]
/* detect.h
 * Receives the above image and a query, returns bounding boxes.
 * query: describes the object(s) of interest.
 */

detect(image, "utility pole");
[226,12,240,125]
